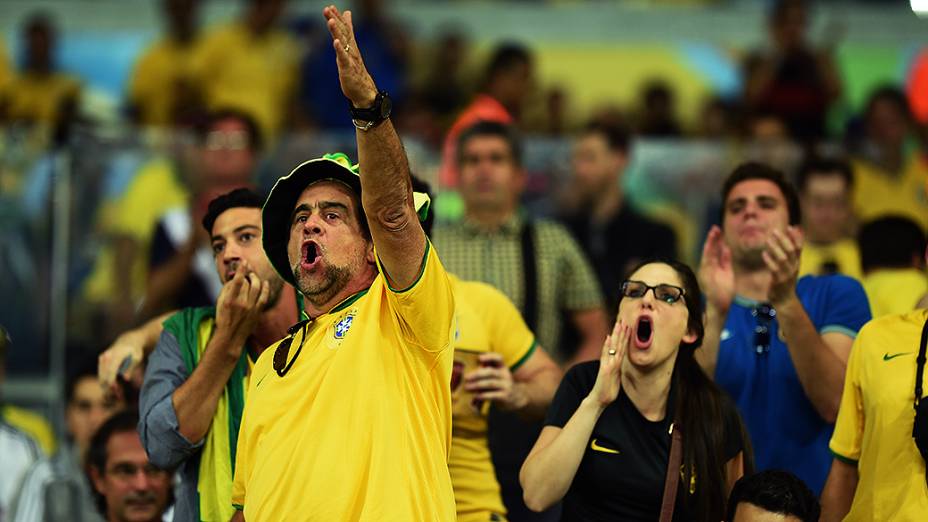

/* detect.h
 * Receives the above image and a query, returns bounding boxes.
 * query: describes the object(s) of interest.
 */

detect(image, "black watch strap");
[349,91,391,126]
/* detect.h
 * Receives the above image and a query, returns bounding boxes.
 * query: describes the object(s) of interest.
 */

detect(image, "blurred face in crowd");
[571,131,626,200]
[247,0,285,34]
[287,181,374,306]
[211,207,284,307]
[67,376,120,455]
[496,60,534,112]
[91,431,171,522]
[25,20,53,72]
[800,172,851,244]
[163,0,197,41]
[200,117,256,186]
[770,3,807,51]
[617,263,696,373]
[722,179,791,270]
[459,135,525,217]
[867,97,910,149]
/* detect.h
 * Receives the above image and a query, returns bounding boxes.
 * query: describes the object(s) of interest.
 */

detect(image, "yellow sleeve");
[829,326,866,463]
[380,239,455,354]
[470,282,536,370]
[1,406,57,455]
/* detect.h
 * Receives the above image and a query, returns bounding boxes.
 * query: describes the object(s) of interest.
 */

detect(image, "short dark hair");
[87,410,144,515]
[195,108,264,153]
[456,120,523,167]
[858,216,926,272]
[583,120,631,155]
[726,470,820,522]
[485,43,532,83]
[720,162,801,226]
[796,157,854,193]
[202,187,264,235]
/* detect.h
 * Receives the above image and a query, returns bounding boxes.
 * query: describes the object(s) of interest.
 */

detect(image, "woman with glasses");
[520,260,748,521]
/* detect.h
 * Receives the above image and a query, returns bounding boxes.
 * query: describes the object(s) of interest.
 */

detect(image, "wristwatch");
[349,91,392,131]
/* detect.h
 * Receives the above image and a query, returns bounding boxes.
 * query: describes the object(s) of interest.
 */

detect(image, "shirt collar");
[461,212,524,236]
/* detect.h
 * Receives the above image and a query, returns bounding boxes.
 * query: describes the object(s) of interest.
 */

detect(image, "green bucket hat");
[262,152,431,286]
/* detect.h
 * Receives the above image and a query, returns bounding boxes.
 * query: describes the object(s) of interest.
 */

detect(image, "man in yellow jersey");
[230,6,457,520]
[411,177,563,521]
[821,306,928,519]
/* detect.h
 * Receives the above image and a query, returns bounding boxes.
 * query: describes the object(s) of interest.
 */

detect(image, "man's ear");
[90,466,106,495]
[366,242,376,266]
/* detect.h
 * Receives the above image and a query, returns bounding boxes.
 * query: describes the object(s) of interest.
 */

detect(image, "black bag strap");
[915,316,928,410]
[520,220,538,332]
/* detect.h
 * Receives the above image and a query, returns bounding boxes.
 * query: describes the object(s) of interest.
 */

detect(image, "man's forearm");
[820,458,858,522]
[777,297,846,422]
[171,330,245,443]
[516,368,561,419]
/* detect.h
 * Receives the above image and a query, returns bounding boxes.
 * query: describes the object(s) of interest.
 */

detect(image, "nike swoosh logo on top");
[255,374,268,387]
[590,439,620,454]
[883,352,912,361]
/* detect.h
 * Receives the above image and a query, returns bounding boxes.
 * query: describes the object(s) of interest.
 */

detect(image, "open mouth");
[634,315,654,349]
[301,241,321,270]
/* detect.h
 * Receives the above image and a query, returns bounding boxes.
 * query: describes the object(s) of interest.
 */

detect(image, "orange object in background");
[908,47,928,124]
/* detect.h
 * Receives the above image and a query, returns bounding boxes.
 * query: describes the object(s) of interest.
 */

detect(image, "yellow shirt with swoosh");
[830,308,928,521]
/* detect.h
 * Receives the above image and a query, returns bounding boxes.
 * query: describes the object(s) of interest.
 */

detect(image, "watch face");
[379,93,392,119]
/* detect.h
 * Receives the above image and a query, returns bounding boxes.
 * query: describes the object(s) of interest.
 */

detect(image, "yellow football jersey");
[830,309,928,521]
[450,277,535,522]
[232,243,456,521]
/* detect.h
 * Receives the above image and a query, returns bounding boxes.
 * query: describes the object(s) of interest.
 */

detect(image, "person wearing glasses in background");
[520,260,748,521]
[696,162,871,495]
[230,6,456,520]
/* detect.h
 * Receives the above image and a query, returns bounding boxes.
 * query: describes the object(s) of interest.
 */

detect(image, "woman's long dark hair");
[622,259,752,522]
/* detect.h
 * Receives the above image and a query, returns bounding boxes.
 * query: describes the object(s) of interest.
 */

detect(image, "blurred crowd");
[0,0,927,520]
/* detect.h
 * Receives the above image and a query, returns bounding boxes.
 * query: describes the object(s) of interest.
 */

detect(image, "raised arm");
[695,226,734,378]
[765,227,852,423]
[324,6,424,290]
[99,311,174,397]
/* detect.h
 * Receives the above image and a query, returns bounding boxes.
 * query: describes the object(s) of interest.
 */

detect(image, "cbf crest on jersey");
[327,308,358,349]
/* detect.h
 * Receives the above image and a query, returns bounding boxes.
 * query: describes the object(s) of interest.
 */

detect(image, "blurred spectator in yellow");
[637,79,682,138]
[850,85,928,232]
[797,158,861,279]
[0,325,55,457]
[440,43,534,188]
[139,109,261,319]
[127,0,202,129]
[561,121,677,315]
[80,143,191,340]
[0,40,11,92]
[0,12,81,143]
[190,0,297,143]
[857,216,927,318]
[10,358,123,522]
[743,0,841,143]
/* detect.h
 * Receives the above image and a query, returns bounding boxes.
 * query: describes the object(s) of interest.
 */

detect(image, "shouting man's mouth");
[301,241,322,271]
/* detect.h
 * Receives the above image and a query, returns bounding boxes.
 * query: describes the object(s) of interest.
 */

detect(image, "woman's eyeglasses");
[752,304,777,355]
[274,319,311,377]
[621,280,686,304]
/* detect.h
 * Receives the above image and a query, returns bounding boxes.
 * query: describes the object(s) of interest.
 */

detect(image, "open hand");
[589,320,629,408]
[763,226,803,307]
[323,5,378,107]
[463,352,525,411]
[699,225,735,315]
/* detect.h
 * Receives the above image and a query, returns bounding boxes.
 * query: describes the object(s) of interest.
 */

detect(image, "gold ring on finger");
[344,44,350,53]
[608,349,617,356]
